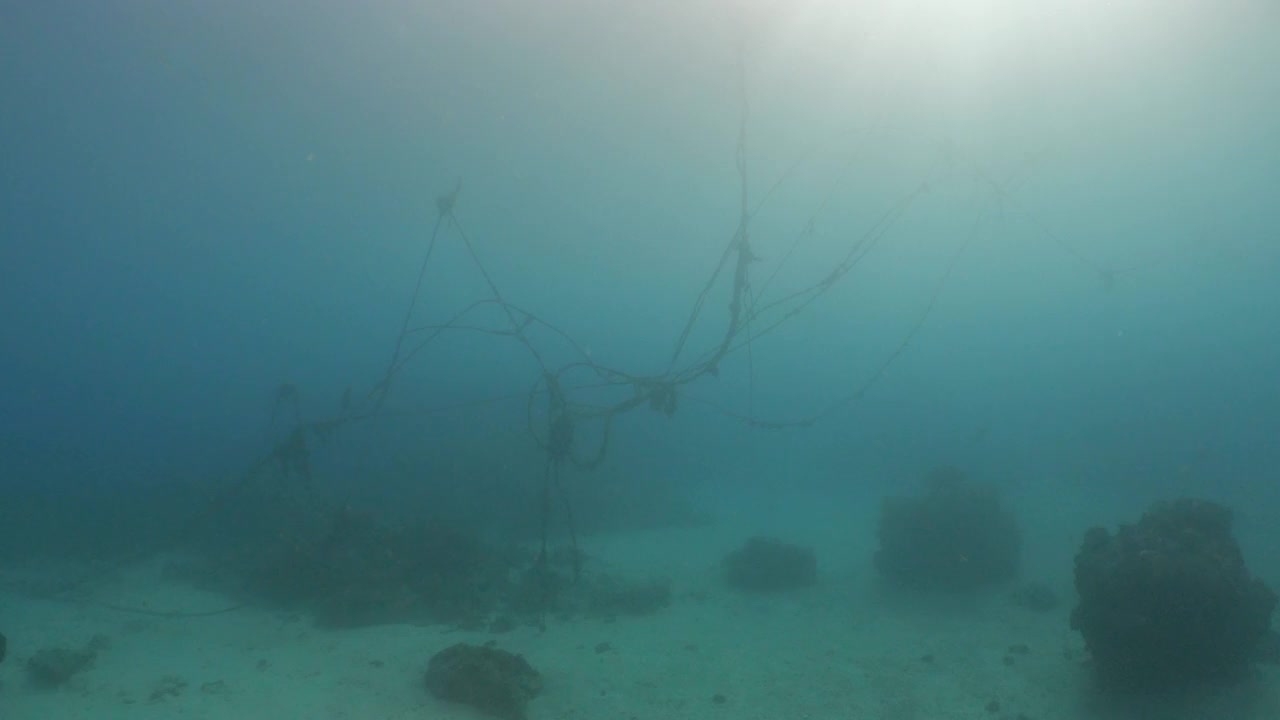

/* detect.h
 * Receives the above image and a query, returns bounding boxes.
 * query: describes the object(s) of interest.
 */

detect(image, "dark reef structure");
[238,509,513,629]
[874,466,1020,590]
[25,636,107,688]
[1071,498,1277,690]
[425,643,543,720]
[168,488,674,630]
[1009,580,1061,613]
[723,536,818,591]
[1260,629,1280,665]
[584,574,671,617]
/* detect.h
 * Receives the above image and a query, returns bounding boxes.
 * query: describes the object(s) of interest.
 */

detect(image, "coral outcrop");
[875,466,1020,590]
[1071,498,1277,689]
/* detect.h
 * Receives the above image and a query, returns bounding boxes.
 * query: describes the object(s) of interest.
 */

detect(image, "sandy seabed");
[1,519,1277,720]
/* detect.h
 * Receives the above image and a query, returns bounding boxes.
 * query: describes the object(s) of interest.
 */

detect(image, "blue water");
[1,1,1278,717]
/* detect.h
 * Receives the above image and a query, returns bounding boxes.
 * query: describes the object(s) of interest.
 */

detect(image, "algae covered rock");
[1071,498,1277,690]
[26,646,97,688]
[425,642,542,719]
[723,536,817,591]
[875,466,1020,590]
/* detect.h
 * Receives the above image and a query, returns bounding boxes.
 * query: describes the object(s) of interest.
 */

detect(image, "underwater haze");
[1,1,1279,719]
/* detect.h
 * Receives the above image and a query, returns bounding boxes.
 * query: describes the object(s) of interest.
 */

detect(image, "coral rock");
[1071,498,1277,690]
[424,642,542,720]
